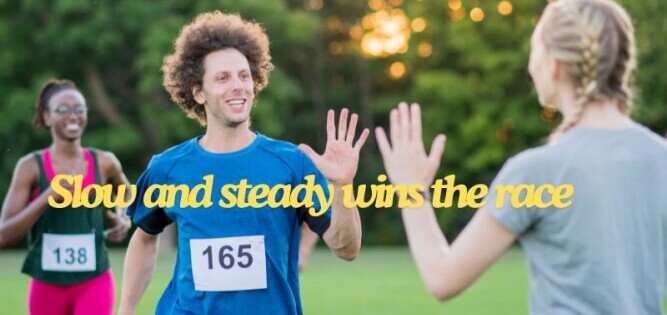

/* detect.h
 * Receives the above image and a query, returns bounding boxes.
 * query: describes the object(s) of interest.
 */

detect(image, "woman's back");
[488,124,667,314]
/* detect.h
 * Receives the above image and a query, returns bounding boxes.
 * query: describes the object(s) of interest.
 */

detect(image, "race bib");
[42,233,96,272]
[190,235,267,292]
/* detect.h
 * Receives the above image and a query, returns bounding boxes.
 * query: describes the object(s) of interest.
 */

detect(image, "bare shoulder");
[2,153,41,203]
[0,154,40,223]
[14,153,40,183]
[93,149,124,177]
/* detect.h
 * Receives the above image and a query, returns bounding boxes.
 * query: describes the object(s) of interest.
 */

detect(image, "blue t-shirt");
[127,133,331,315]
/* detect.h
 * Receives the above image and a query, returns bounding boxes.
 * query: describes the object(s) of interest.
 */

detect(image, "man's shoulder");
[147,138,198,171]
[257,134,304,158]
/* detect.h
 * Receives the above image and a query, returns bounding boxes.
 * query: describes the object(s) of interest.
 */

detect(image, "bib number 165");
[202,244,253,270]
[190,235,266,292]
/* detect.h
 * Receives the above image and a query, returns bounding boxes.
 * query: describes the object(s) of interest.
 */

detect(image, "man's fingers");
[326,109,335,141]
[354,128,370,152]
[338,108,349,141]
[346,113,358,143]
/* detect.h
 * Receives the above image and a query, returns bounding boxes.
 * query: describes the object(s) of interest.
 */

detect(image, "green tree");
[1,0,665,245]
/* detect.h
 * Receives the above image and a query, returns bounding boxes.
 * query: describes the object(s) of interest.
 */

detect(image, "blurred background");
[1,0,666,313]
[2,0,667,244]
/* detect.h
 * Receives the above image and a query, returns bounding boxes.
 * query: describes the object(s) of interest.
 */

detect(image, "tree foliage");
[1,0,665,245]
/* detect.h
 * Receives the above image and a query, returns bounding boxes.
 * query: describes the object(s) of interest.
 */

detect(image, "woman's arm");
[401,204,515,300]
[0,155,52,247]
[98,150,132,243]
[376,102,516,301]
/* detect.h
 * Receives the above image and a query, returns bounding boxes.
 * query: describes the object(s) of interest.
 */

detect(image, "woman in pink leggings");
[0,78,132,315]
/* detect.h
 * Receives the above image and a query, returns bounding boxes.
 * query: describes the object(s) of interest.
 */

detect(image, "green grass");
[0,247,529,314]
[1,247,664,314]
[300,247,529,315]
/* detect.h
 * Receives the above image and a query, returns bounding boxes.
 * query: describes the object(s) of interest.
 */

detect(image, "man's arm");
[298,108,369,261]
[118,228,160,315]
[321,185,361,260]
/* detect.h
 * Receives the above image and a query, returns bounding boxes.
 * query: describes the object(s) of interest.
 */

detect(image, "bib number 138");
[53,247,88,265]
[190,235,266,292]
[42,233,96,272]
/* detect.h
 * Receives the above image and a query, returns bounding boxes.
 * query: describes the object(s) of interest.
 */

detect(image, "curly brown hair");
[162,11,274,125]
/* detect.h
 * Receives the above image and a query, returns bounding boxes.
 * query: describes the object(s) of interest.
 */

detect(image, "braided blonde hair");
[540,0,636,138]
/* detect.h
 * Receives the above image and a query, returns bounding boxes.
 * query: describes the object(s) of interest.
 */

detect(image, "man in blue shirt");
[118,11,369,315]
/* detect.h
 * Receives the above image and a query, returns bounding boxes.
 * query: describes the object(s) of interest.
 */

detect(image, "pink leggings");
[28,269,115,315]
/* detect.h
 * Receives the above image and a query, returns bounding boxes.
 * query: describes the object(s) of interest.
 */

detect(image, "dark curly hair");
[162,11,274,125]
[33,78,79,129]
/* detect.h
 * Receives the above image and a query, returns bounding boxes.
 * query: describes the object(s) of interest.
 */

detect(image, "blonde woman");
[376,0,667,313]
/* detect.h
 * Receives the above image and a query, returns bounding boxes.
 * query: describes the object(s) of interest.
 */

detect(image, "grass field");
[1,247,529,314]
[1,247,664,314]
